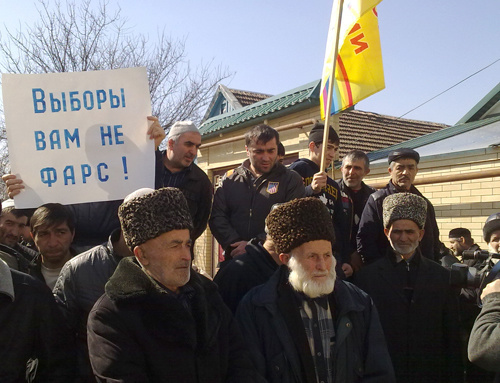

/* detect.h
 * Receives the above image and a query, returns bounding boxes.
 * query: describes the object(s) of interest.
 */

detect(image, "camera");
[450,250,500,293]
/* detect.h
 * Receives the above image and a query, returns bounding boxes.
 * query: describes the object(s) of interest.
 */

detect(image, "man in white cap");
[155,120,212,242]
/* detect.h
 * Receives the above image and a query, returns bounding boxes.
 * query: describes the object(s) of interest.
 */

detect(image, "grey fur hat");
[383,192,427,229]
[265,197,335,254]
[119,187,193,251]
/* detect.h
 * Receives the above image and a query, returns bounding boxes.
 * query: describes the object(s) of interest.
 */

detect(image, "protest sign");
[2,67,154,208]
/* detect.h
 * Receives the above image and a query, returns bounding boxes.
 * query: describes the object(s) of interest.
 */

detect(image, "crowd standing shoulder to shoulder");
[0,198,76,382]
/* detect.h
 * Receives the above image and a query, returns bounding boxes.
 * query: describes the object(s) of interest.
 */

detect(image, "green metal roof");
[199,80,321,138]
[367,114,500,162]
[456,82,500,124]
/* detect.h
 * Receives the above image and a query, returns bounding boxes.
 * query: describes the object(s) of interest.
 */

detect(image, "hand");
[2,174,25,198]
[311,171,327,193]
[147,116,166,149]
[481,279,500,300]
[341,263,354,278]
[229,241,247,257]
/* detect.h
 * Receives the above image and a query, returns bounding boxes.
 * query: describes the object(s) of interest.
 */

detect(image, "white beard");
[288,256,336,298]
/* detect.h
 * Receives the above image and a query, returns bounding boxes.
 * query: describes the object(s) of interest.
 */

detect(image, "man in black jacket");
[0,259,75,382]
[214,236,280,313]
[236,197,395,383]
[338,150,376,270]
[355,192,462,383]
[210,124,304,259]
[88,187,261,382]
[155,120,213,242]
[357,148,441,264]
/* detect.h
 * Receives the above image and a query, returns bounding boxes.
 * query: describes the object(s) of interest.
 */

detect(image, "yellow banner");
[320,1,385,118]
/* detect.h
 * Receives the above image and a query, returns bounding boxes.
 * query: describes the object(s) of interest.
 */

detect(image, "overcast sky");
[1,0,499,125]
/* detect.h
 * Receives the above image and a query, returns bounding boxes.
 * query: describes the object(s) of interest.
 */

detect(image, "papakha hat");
[382,192,427,229]
[119,187,193,251]
[265,197,335,254]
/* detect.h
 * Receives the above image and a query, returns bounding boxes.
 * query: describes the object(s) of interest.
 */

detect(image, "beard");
[391,241,419,257]
[288,256,336,298]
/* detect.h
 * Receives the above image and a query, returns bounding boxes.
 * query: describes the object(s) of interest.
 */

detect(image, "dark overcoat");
[88,257,262,383]
[354,252,463,383]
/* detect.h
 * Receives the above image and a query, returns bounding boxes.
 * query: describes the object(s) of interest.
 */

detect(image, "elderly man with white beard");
[236,197,395,383]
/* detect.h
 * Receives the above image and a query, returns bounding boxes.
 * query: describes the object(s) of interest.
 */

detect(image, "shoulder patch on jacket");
[267,182,279,194]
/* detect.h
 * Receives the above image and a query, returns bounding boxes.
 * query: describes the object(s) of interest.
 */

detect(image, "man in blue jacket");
[236,197,395,383]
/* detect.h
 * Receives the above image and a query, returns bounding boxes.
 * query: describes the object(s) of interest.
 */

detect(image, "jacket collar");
[0,259,14,301]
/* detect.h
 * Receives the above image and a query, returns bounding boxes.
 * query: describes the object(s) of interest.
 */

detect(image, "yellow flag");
[320,0,385,118]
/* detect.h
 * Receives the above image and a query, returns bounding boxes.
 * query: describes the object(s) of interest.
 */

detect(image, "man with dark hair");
[0,200,38,270]
[357,148,441,264]
[289,122,351,277]
[355,193,462,383]
[338,150,376,270]
[447,225,495,382]
[237,197,395,383]
[29,203,75,289]
[88,188,261,382]
[277,142,286,164]
[210,124,304,259]
[155,120,213,242]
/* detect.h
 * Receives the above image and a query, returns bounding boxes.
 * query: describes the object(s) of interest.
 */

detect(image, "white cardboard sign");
[2,67,154,208]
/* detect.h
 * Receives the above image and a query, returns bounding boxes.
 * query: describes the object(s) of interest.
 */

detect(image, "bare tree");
[0,0,231,129]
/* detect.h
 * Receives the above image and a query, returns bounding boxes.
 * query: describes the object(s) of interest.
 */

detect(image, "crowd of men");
[1,117,499,382]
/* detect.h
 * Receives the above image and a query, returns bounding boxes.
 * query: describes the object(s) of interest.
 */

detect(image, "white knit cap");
[167,121,199,139]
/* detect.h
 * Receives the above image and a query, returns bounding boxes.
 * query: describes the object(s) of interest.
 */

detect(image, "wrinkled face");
[0,212,28,247]
[246,137,278,176]
[33,222,74,265]
[385,219,424,258]
[136,229,192,292]
[488,230,500,253]
[284,240,336,298]
[388,158,418,191]
[168,131,202,171]
[341,158,370,190]
[311,141,339,166]
[449,238,467,256]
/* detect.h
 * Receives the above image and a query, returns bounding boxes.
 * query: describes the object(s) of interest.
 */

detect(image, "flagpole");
[320,0,344,172]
